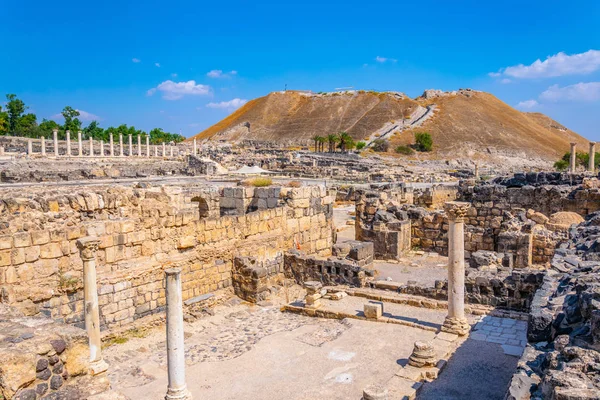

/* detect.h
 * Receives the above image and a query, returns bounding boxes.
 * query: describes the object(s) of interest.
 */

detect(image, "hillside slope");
[192,90,588,161]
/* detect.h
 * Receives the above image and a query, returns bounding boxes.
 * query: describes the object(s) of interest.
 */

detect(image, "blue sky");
[1,0,599,139]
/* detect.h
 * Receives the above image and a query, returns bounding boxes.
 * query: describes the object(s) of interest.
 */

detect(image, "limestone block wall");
[0,184,334,331]
[413,185,459,209]
[284,250,371,287]
[232,255,284,303]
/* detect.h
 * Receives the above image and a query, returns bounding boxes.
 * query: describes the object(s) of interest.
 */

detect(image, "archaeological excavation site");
[1,87,600,400]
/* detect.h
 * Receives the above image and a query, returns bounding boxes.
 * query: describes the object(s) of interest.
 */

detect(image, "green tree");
[337,131,353,153]
[61,106,81,133]
[395,145,414,155]
[356,141,366,150]
[311,135,320,152]
[83,121,105,140]
[17,113,38,134]
[5,94,27,133]
[414,132,433,152]
[0,105,9,134]
[316,136,327,152]
[554,159,568,171]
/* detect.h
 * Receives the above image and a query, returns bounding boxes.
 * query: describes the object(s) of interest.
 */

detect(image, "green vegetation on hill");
[0,94,184,144]
[554,151,600,171]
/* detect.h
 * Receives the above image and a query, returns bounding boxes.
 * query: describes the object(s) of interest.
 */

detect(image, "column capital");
[165,267,181,276]
[76,237,101,260]
[590,141,596,146]
[444,201,471,222]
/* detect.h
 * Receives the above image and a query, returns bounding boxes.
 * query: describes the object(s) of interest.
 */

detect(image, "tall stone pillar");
[170,146,174,157]
[155,145,158,157]
[119,134,124,157]
[41,136,46,156]
[442,201,471,336]
[100,140,104,156]
[78,131,83,156]
[570,143,577,173]
[163,143,166,157]
[27,139,33,156]
[76,237,109,375]
[128,135,133,156]
[52,129,59,157]
[165,268,192,400]
[66,130,71,156]
[146,136,150,157]
[589,142,596,173]
[89,137,94,157]
[193,139,197,156]
[110,134,114,157]
[137,134,142,157]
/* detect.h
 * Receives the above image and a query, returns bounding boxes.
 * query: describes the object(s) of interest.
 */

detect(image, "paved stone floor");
[470,315,528,357]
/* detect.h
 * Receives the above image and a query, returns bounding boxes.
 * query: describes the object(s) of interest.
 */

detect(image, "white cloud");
[540,82,600,102]
[51,109,101,121]
[500,78,512,84]
[516,100,539,109]
[207,69,238,78]
[147,80,212,100]
[490,50,600,79]
[375,56,397,63]
[205,98,247,111]
[132,58,141,63]
[155,62,161,68]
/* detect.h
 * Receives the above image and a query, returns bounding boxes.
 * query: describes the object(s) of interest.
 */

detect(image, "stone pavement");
[470,315,528,357]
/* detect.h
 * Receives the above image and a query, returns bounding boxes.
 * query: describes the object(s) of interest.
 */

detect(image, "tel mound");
[191,89,588,161]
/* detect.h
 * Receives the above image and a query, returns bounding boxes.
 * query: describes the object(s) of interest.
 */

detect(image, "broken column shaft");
[165,268,192,400]
[589,142,596,173]
[570,142,577,173]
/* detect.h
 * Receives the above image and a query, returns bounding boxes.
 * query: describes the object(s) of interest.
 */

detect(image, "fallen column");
[165,268,192,400]
[76,237,109,375]
[441,201,471,336]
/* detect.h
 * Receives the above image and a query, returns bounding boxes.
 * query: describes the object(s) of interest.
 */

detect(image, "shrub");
[414,132,433,152]
[356,141,366,150]
[553,159,569,171]
[249,177,272,187]
[372,139,389,152]
[286,180,302,188]
[395,145,414,155]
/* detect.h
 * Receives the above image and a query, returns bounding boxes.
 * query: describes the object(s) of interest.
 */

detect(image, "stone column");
[76,237,109,375]
[89,137,94,157]
[27,139,33,156]
[119,134,124,157]
[193,139,197,156]
[41,136,46,156]
[128,135,133,156]
[155,145,158,157]
[442,201,471,336]
[66,130,71,156]
[110,134,114,157]
[474,163,479,180]
[100,140,104,156]
[165,268,192,400]
[0,146,4,155]
[163,143,166,157]
[137,134,142,157]
[78,131,83,156]
[570,142,577,173]
[53,129,59,157]
[170,146,174,157]
[146,136,150,157]
[589,142,596,173]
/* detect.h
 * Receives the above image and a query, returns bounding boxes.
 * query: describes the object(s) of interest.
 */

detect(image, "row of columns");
[25,129,200,158]
[569,142,596,174]
[76,237,192,399]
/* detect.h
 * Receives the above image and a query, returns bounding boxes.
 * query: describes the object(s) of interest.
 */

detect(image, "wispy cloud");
[51,109,101,121]
[500,78,512,84]
[147,80,212,100]
[490,50,600,79]
[155,62,161,68]
[540,82,600,102]
[205,98,247,111]
[515,100,539,109]
[375,56,397,63]
[207,69,238,78]
[132,58,141,63]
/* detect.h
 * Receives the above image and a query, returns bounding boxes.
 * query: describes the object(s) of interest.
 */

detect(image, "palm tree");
[316,136,327,153]
[327,134,338,153]
[311,135,320,152]
[338,131,353,153]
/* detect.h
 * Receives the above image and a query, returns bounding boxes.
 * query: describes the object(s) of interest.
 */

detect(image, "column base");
[166,386,193,400]
[441,316,471,336]
[89,359,109,376]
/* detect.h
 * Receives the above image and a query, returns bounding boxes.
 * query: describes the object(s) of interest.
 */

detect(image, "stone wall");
[0,184,334,331]
[232,254,284,303]
[413,185,458,209]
